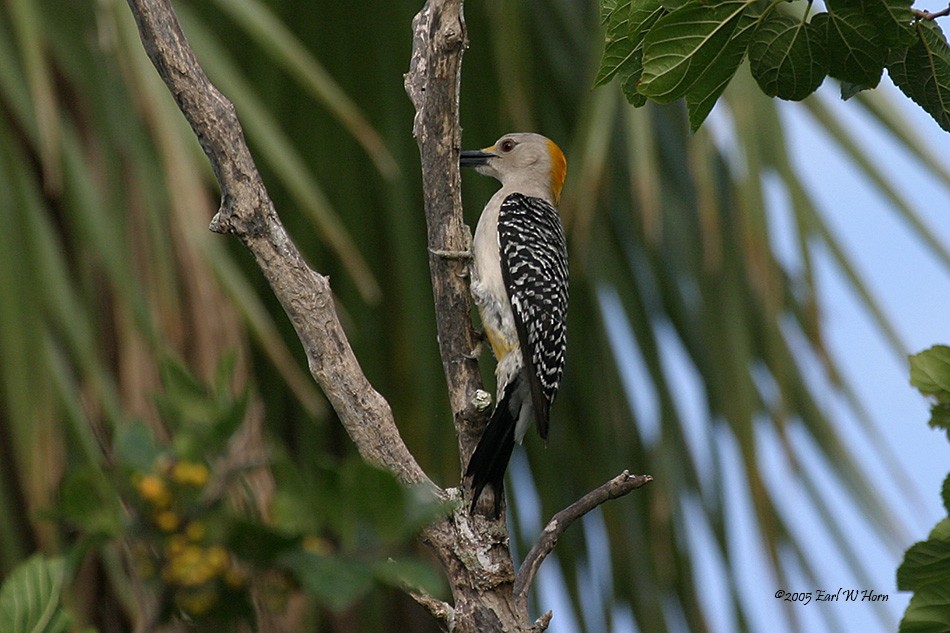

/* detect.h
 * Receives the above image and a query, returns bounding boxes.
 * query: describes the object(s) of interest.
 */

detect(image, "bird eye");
[499,139,516,152]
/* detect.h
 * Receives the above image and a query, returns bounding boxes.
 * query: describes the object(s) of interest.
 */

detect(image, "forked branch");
[513,471,653,603]
[127,0,652,630]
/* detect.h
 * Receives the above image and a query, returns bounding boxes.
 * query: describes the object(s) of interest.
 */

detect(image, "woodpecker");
[460,132,569,517]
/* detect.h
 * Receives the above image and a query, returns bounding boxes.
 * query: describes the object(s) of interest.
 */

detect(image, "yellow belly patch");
[484,325,517,360]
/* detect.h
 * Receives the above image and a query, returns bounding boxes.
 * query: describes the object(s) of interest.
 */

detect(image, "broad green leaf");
[281,551,374,612]
[114,420,161,472]
[930,404,950,438]
[685,12,758,130]
[909,346,950,402]
[595,1,633,86]
[899,581,950,633]
[887,21,950,132]
[620,53,649,107]
[812,9,885,88]
[827,0,915,45]
[595,0,667,109]
[640,0,755,102]
[933,517,950,541]
[749,14,826,100]
[0,555,72,633]
[58,467,120,537]
[600,0,621,20]
[863,0,916,47]
[226,519,300,566]
[372,558,445,596]
[897,533,950,592]
[943,473,950,515]
[341,460,409,544]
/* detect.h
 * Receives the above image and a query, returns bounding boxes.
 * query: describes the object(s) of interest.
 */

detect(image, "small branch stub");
[410,590,456,629]
[912,5,950,20]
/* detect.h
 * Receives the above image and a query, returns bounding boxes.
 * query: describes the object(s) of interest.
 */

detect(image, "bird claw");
[463,337,482,359]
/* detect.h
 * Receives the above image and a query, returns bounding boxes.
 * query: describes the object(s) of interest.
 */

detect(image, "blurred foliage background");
[0,0,948,631]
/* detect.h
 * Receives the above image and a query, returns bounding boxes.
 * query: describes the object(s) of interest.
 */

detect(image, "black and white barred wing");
[497,192,569,440]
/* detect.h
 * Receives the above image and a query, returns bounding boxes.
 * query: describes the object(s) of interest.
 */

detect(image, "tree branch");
[409,590,455,630]
[126,1,652,631]
[513,471,653,603]
[913,5,950,20]
[404,0,488,468]
[124,0,438,495]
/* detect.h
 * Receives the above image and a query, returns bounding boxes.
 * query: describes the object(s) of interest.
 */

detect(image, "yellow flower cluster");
[163,537,230,587]
[133,461,210,534]
[171,461,210,487]
[135,474,171,508]
[131,459,244,617]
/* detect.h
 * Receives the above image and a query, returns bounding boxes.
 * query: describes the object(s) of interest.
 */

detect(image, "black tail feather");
[465,380,519,517]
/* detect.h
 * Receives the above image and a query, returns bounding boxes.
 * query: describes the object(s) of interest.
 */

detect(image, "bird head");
[460,132,567,205]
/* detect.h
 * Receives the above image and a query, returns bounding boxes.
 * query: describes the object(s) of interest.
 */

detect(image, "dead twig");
[513,471,653,604]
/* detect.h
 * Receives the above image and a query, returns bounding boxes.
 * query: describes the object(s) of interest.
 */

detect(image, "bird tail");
[465,376,520,517]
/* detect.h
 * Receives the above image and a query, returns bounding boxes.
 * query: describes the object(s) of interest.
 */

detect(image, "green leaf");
[909,346,950,402]
[594,0,667,108]
[152,354,249,458]
[600,0,621,20]
[58,467,120,537]
[620,60,649,107]
[685,11,758,130]
[862,0,916,47]
[909,345,950,438]
[595,1,633,86]
[226,519,300,566]
[898,522,950,631]
[372,558,445,596]
[887,21,950,133]
[897,532,950,592]
[899,581,950,633]
[158,356,207,403]
[812,9,885,89]
[338,460,451,546]
[0,555,72,633]
[281,551,374,612]
[749,14,826,101]
[931,517,950,541]
[943,473,950,515]
[114,420,161,472]
[640,0,755,102]
[930,404,950,439]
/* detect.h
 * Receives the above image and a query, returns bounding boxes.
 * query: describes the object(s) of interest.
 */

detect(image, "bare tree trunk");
[124,1,651,631]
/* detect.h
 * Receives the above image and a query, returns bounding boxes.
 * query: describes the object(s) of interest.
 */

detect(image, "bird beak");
[460,149,494,167]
